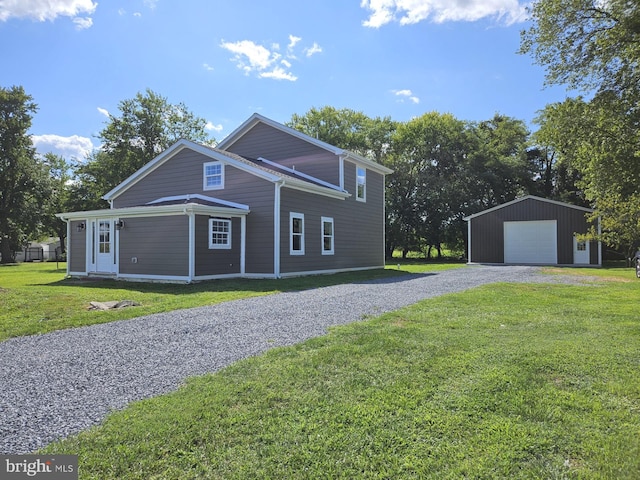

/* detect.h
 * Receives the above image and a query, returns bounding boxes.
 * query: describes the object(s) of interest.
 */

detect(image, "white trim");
[467,219,472,263]
[339,156,345,191]
[203,161,224,191]
[274,182,282,277]
[57,203,250,221]
[241,272,279,279]
[188,212,195,281]
[65,219,71,277]
[290,212,305,255]
[597,216,602,266]
[68,271,88,277]
[116,273,192,283]
[193,273,246,281]
[240,216,246,275]
[463,195,594,221]
[279,265,384,278]
[146,194,249,211]
[321,216,334,255]
[208,218,232,249]
[258,157,344,192]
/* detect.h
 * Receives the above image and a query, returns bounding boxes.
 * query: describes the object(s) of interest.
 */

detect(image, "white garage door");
[504,220,558,264]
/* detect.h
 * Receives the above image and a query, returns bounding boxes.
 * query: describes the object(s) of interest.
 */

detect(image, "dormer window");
[356,166,366,202]
[203,161,224,190]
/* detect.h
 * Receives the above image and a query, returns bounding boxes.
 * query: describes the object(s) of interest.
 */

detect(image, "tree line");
[1,0,638,263]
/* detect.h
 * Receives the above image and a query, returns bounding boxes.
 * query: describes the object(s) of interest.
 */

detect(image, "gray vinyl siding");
[195,215,241,276]
[279,161,385,274]
[118,216,189,276]
[225,122,326,161]
[274,153,341,186]
[113,149,275,209]
[469,198,597,265]
[69,221,86,272]
[112,148,276,275]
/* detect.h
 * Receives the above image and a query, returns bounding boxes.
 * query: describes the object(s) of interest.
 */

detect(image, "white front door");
[96,219,116,273]
[573,236,590,264]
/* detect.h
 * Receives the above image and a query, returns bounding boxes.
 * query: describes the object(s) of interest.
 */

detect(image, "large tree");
[387,112,471,258]
[40,153,74,254]
[287,106,397,163]
[521,0,640,255]
[0,86,50,263]
[520,0,640,99]
[76,89,212,205]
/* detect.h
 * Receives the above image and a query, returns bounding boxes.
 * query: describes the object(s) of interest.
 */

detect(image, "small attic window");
[203,162,224,190]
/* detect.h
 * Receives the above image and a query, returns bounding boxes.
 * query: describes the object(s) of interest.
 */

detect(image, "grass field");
[29,264,640,479]
[0,261,463,342]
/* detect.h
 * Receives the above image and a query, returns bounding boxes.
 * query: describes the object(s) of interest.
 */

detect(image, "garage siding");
[469,197,597,265]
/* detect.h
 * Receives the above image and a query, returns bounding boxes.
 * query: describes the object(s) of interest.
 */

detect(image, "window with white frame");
[203,161,224,190]
[356,166,366,202]
[321,217,334,255]
[209,218,231,249]
[290,212,305,255]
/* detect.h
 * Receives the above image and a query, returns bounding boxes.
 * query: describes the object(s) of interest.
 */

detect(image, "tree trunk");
[0,237,15,264]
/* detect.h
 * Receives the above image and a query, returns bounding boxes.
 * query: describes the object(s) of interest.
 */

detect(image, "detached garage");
[465,196,601,266]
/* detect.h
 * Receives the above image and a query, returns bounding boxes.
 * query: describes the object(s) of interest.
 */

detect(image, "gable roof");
[217,113,393,175]
[463,195,594,221]
[102,138,350,202]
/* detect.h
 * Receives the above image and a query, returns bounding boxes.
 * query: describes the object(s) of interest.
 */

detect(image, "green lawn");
[0,261,463,341]
[37,267,639,479]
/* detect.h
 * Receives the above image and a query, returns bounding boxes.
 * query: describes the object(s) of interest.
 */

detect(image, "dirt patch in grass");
[545,268,635,283]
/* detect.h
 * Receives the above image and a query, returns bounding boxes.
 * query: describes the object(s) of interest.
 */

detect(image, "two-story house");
[57,113,393,282]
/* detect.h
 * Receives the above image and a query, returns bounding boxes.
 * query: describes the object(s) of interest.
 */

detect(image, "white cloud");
[393,89,420,104]
[202,63,214,71]
[72,16,92,29]
[97,107,109,117]
[361,0,528,28]
[205,121,223,133]
[220,39,297,81]
[304,42,322,57]
[288,34,302,49]
[0,0,97,23]
[260,66,297,81]
[31,134,95,161]
[221,35,321,82]
[143,0,158,9]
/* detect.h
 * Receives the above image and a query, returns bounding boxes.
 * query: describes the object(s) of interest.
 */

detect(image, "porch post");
[240,215,246,275]
[188,211,195,281]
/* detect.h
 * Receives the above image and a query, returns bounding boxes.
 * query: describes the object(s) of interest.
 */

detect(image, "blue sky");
[0,0,570,162]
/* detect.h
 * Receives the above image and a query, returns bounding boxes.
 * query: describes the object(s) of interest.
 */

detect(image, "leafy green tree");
[40,153,74,254]
[287,106,397,163]
[520,0,640,100]
[388,112,471,258]
[76,89,212,204]
[466,114,533,210]
[521,0,640,255]
[0,86,50,263]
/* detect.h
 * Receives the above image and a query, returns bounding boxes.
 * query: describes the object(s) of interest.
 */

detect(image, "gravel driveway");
[0,265,589,454]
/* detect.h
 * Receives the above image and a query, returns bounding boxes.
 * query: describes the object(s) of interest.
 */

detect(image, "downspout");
[274,180,284,278]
